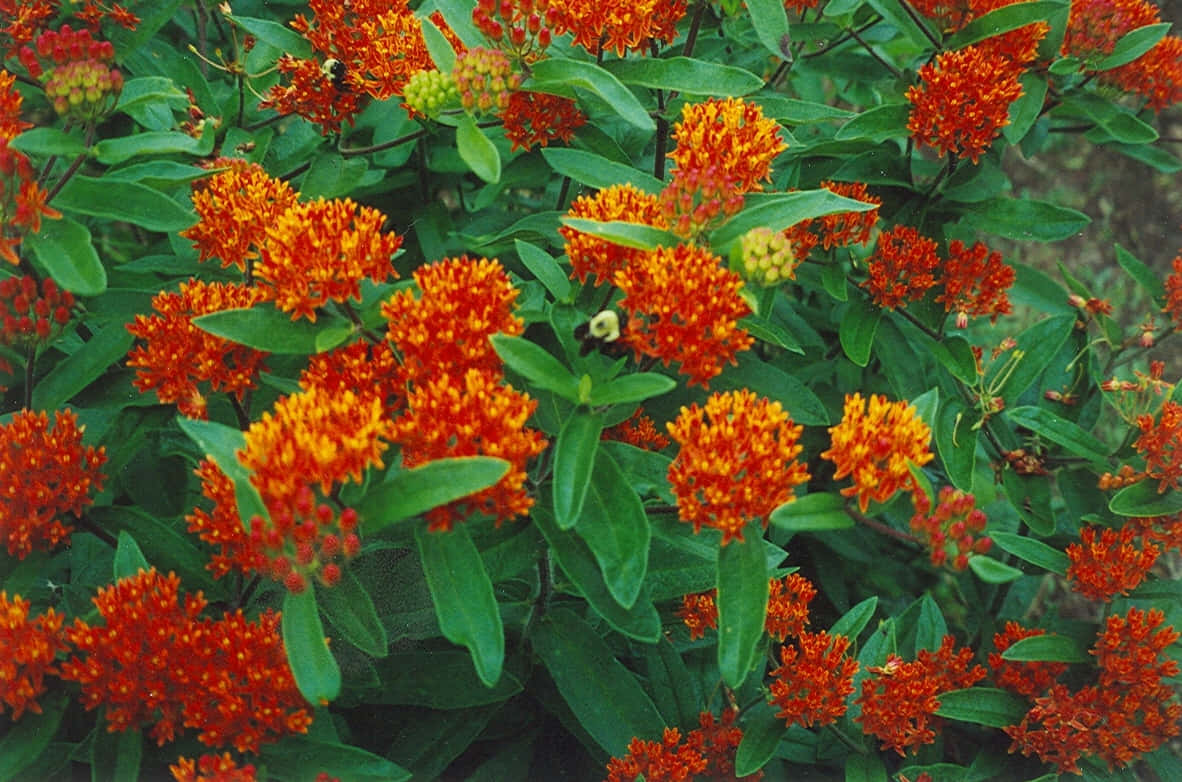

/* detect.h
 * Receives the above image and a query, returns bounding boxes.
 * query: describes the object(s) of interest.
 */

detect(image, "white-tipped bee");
[574,309,624,356]
[321,58,348,92]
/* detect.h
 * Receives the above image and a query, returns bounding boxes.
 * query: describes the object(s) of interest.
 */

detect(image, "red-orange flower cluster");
[604,709,760,782]
[181,161,299,270]
[0,408,105,559]
[550,0,686,57]
[821,393,934,512]
[678,573,817,640]
[0,274,74,347]
[20,24,123,121]
[0,69,59,265]
[937,239,1015,326]
[988,622,1068,699]
[259,54,363,135]
[910,486,992,571]
[667,390,809,543]
[814,180,882,250]
[298,338,404,416]
[1162,252,1182,328]
[170,753,257,782]
[602,407,670,451]
[1066,522,1160,601]
[862,225,940,309]
[0,591,65,719]
[561,184,668,287]
[768,630,859,728]
[500,90,585,151]
[616,244,753,387]
[1133,399,1182,492]
[126,279,269,419]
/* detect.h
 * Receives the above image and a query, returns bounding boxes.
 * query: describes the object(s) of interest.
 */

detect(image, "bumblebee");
[321,58,348,92]
[574,309,625,356]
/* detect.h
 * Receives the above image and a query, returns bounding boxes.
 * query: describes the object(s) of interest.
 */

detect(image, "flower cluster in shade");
[18,24,123,121]
[0,274,73,348]
[1132,399,1182,492]
[1065,513,1182,601]
[170,756,341,782]
[604,708,760,782]
[1005,607,1181,773]
[679,572,817,641]
[0,409,106,559]
[602,407,670,451]
[666,389,809,543]
[0,69,60,265]
[910,486,992,571]
[59,568,311,751]
[821,393,934,512]
[0,590,65,719]
[864,227,1015,325]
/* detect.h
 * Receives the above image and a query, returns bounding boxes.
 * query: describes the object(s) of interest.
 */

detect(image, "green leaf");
[317,567,388,657]
[1001,634,1090,663]
[644,638,702,727]
[0,692,67,781]
[260,738,411,782]
[1095,22,1171,70]
[91,128,215,165]
[711,190,880,251]
[54,175,196,232]
[9,127,87,157]
[114,75,188,116]
[865,0,934,47]
[1109,481,1182,516]
[574,449,651,609]
[540,147,664,194]
[989,532,1069,574]
[916,594,948,653]
[1004,73,1049,145]
[962,197,1091,242]
[90,727,143,782]
[372,650,522,708]
[712,352,830,426]
[835,103,912,143]
[1115,243,1165,299]
[757,96,854,124]
[176,417,268,529]
[358,457,509,534]
[531,608,665,756]
[456,114,502,184]
[840,295,881,367]
[936,399,977,491]
[735,701,787,777]
[830,596,878,640]
[113,531,150,580]
[553,411,604,530]
[967,555,1024,583]
[515,239,573,301]
[996,314,1076,404]
[769,493,853,531]
[421,16,458,72]
[89,506,219,593]
[528,58,656,131]
[605,56,764,96]
[192,305,351,353]
[227,13,314,58]
[746,0,792,60]
[945,1,1066,49]
[282,586,342,705]
[588,373,676,407]
[1067,91,1158,144]
[24,215,106,296]
[431,0,485,49]
[491,334,581,400]
[1006,405,1109,462]
[300,153,371,199]
[31,325,132,410]
[560,217,677,250]
[415,524,504,686]
[928,335,980,385]
[717,529,769,688]
[741,316,804,354]
[845,753,889,782]
[105,161,215,187]
[935,688,1029,728]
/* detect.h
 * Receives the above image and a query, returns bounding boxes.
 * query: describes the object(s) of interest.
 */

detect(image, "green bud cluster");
[403,69,461,118]
[733,226,800,287]
[44,59,122,121]
[452,47,521,115]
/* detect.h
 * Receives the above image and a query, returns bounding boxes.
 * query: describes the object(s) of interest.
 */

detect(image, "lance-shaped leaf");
[317,567,388,657]
[735,701,788,777]
[574,449,651,609]
[1001,634,1090,663]
[710,189,880,250]
[192,305,351,354]
[515,239,573,301]
[1109,480,1182,516]
[540,147,664,194]
[359,457,509,534]
[1006,406,1109,462]
[770,493,852,531]
[54,175,197,231]
[962,197,1090,242]
[746,0,792,60]
[587,372,676,407]
[553,410,604,530]
[935,688,1029,727]
[717,529,769,687]
[282,586,342,705]
[604,56,764,96]
[24,215,106,296]
[839,294,881,367]
[990,532,1069,574]
[491,334,581,400]
[456,115,501,184]
[528,58,655,131]
[559,217,677,251]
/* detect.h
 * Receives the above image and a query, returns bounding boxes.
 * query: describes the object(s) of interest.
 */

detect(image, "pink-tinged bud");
[953,553,969,571]
[343,533,361,558]
[1101,378,1122,392]
[955,310,969,329]
[339,507,358,531]
[320,533,341,559]
[1067,293,1087,309]
[973,537,993,554]
[1141,329,1155,348]
[296,542,316,565]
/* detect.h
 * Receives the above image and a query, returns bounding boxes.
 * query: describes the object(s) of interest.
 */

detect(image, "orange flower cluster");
[936,239,1015,326]
[0,274,74,348]
[821,393,934,512]
[602,407,669,451]
[257,197,403,322]
[260,54,362,135]
[0,590,65,719]
[813,180,882,250]
[186,459,265,581]
[768,630,859,728]
[126,279,269,419]
[1104,35,1182,111]
[667,390,809,543]
[988,622,1068,699]
[500,90,586,151]
[60,569,311,751]
[0,0,56,57]
[170,754,257,782]
[678,572,817,640]
[550,0,686,57]
[181,161,299,270]
[561,184,668,287]
[1007,608,1181,773]
[1133,400,1182,492]
[298,339,404,416]
[855,635,986,755]
[616,244,754,387]
[909,486,992,571]
[604,709,759,782]
[1161,253,1182,328]
[1066,523,1160,601]
[0,70,59,265]
[862,225,940,309]
[0,408,105,559]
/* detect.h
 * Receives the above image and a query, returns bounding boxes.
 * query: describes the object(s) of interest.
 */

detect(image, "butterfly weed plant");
[0,0,1180,779]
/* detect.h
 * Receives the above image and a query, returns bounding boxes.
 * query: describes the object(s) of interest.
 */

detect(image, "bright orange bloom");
[616,244,753,387]
[909,486,991,571]
[695,709,757,780]
[499,90,586,151]
[0,2,56,58]
[905,0,975,32]
[855,636,986,755]
[1133,400,1182,492]
[1005,684,1103,774]
[988,622,1068,698]
[550,0,687,56]
[906,45,1024,164]
[0,69,31,140]
[393,369,547,531]
[0,591,65,719]
[299,338,404,416]
[1066,523,1160,601]
[1127,511,1182,553]
[602,408,670,451]
[186,459,266,581]
[0,72,58,264]
[171,753,257,782]
[0,409,105,559]
[0,274,74,348]
[815,180,881,249]
[74,3,140,31]
[768,631,859,728]
[257,197,402,322]
[821,393,934,512]
[1159,256,1182,326]
[259,54,363,135]
[126,279,269,419]
[679,573,816,640]
[382,256,523,386]
[604,709,757,782]
[936,239,1015,326]
[678,591,718,640]
[667,390,809,543]
[1105,35,1182,112]
[862,225,940,310]
[561,184,667,287]
[181,161,299,270]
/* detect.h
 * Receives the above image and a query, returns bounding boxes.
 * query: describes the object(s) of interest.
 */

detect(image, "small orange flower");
[0,591,65,719]
[616,244,753,387]
[181,161,299,270]
[382,256,523,386]
[814,180,881,249]
[0,69,32,139]
[561,184,667,287]
[678,591,718,640]
[393,369,547,531]
[171,753,257,782]
[862,225,940,310]
[1061,0,1160,63]
[667,390,810,543]
[935,239,1015,326]
[0,408,106,559]
[550,0,687,56]
[666,97,786,200]
[1066,523,1160,601]
[1104,36,1182,112]
[0,274,75,349]
[602,407,670,451]
[604,709,755,782]
[768,631,859,728]
[298,338,404,416]
[909,486,991,571]
[499,89,585,151]
[1005,684,1102,775]
[126,279,269,419]
[1133,400,1182,492]
[821,393,934,512]
[988,622,1068,698]
[257,197,402,322]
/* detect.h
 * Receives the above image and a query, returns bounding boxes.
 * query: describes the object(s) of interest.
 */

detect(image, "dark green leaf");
[529,58,656,131]
[176,417,268,529]
[1095,22,1171,70]
[31,325,132,410]
[1011,263,1076,315]
[553,411,604,529]
[839,295,881,367]
[24,215,106,296]
[928,335,979,385]
[712,353,830,425]
[540,147,663,194]
[457,114,502,183]
[491,334,580,400]
[605,56,764,95]
[359,457,509,534]
[54,175,196,232]
[769,493,853,530]
[300,153,371,199]
[946,1,1066,49]
[711,190,881,250]
[260,738,411,782]
[935,688,1029,727]
[746,0,792,59]
[0,692,67,781]
[317,567,388,657]
[227,14,314,58]
[741,316,804,354]
[717,529,769,687]
[91,128,214,165]
[531,608,665,756]
[1109,481,1182,516]
[574,449,651,608]
[515,239,573,301]
[90,727,142,782]
[735,701,787,777]
[415,524,504,686]
[962,197,1090,242]
[644,638,702,727]
[1067,91,1158,144]
[967,555,1023,583]
[845,753,889,782]
[588,372,677,407]
[559,217,677,250]
[989,532,1069,574]
[113,530,150,580]
[10,127,86,157]
[1005,72,1049,145]
[830,596,878,640]
[1115,243,1165,299]
[104,161,214,187]
[864,0,934,47]
[834,103,912,143]
[370,650,522,707]
[282,586,342,705]
[1001,634,1090,662]
[1006,405,1108,462]
[114,75,187,116]
[996,315,1075,404]
[756,96,854,124]
[192,305,351,354]
[89,506,219,592]
[916,594,948,652]
[936,399,977,491]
